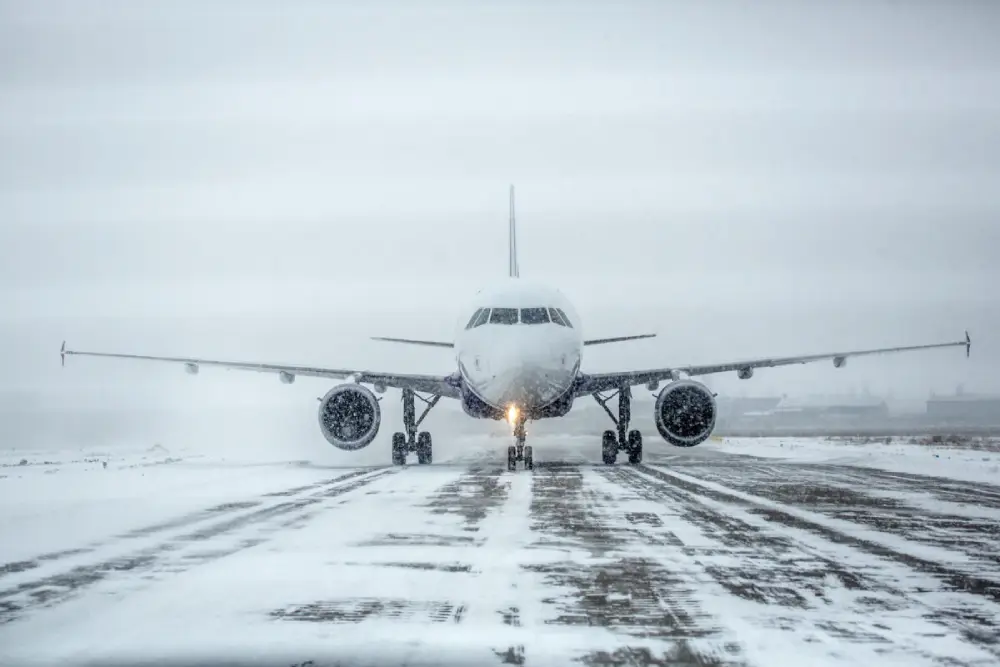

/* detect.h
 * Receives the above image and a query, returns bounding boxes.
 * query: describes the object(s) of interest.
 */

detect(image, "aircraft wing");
[574,331,971,396]
[60,342,461,398]
[371,337,454,348]
[583,333,656,346]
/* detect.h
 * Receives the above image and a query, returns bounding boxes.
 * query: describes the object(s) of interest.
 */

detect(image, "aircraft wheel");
[391,432,407,466]
[416,431,433,465]
[627,430,643,465]
[507,445,517,471]
[601,430,617,465]
[523,445,533,471]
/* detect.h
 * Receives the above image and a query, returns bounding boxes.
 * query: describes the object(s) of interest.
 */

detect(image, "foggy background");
[1,1,997,457]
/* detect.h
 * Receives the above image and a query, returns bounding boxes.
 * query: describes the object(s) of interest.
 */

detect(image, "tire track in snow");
[273,465,511,629]
[0,468,394,624]
[615,463,1000,663]
[819,465,1000,509]
[0,468,378,581]
[526,462,740,667]
[639,463,1000,603]
[672,459,1000,575]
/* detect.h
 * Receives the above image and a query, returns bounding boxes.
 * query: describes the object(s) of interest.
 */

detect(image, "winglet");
[966,330,971,358]
[508,184,519,278]
[60,340,66,367]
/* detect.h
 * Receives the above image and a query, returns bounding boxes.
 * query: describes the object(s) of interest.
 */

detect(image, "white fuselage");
[454,280,584,414]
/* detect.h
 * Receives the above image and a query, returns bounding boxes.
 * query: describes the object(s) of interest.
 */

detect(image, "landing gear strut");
[507,414,533,472]
[593,386,642,465]
[392,387,440,465]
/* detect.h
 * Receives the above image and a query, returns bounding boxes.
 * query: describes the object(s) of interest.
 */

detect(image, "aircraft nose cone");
[490,346,573,408]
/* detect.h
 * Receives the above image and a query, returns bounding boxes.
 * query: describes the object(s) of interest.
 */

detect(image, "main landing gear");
[507,414,534,472]
[593,386,643,465]
[392,387,440,465]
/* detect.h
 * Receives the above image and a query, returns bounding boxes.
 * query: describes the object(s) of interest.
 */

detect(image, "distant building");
[715,396,783,429]
[772,395,889,423]
[717,396,783,416]
[926,394,1000,425]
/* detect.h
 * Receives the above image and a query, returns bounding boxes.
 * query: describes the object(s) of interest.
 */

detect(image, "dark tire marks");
[527,463,728,661]
[638,463,1000,604]
[528,462,622,556]
[0,468,392,624]
[671,459,1000,571]
[821,465,1000,510]
[356,465,509,549]
[0,469,378,582]
[424,464,508,531]
[270,597,464,624]
[620,463,1000,658]
[580,642,739,667]
[0,549,91,578]
[600,466,871,609]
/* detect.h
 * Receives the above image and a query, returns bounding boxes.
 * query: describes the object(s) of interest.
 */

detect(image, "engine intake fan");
[317,384,381,450]
[654,379,717,447]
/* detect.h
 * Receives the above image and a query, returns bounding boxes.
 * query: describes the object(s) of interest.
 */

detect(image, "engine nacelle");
[833,356,847,368]
[654,379,717,447]
[317,384,381,450]
[737,367,753,380]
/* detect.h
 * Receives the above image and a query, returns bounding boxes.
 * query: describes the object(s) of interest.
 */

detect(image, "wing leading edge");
[584,333,657,346]
[370,337,454,348]
[60,342,461,398]
[575,331,971,396]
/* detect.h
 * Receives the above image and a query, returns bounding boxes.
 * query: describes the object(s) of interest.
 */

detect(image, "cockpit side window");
[548,307,569,327]
[472,308,491,327]
[555,308,573,327]
[465,308,483,330]
[520,307,549,324]
[489,308,519,325]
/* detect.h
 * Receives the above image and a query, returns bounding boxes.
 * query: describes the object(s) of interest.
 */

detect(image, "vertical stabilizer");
[508,185,519,278]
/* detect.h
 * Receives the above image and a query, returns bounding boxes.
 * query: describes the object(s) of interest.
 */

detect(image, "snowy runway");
[2,437,999,666]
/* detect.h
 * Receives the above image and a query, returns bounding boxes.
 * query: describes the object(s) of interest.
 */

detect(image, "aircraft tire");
[507,445,517,471]
[601,430,617,465]
[523,445,533,471]
[627,430,643,465]
[416,431,433,465]
[391,432,407,465]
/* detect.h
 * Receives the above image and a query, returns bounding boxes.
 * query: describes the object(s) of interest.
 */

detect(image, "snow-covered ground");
[2,435,999,667]
[704,436,1000,484]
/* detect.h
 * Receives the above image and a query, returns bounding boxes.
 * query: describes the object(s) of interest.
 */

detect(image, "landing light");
[506,404,519,425]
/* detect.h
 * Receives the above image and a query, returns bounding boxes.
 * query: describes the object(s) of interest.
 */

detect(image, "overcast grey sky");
[1,0,998,431]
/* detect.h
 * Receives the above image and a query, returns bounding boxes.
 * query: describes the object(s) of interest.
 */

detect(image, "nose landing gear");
[593,386,643,465]
[391,387,440,465]
[507,413,533,471]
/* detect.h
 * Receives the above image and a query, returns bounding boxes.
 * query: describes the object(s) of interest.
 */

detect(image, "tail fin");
[508,184,519,278]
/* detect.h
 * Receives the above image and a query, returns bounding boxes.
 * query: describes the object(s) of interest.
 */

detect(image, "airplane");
[61,186,972,471]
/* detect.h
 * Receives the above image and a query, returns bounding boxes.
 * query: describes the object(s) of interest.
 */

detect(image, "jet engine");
[317,384,381,450]
[654,379,717,447]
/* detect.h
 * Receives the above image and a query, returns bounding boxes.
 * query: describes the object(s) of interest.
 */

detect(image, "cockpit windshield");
[520,307,550,324]
[464,308,484,329]
[548,307,572,327]
[471,308,491,327]
[489,308,519,325]
[469,307,569,326]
